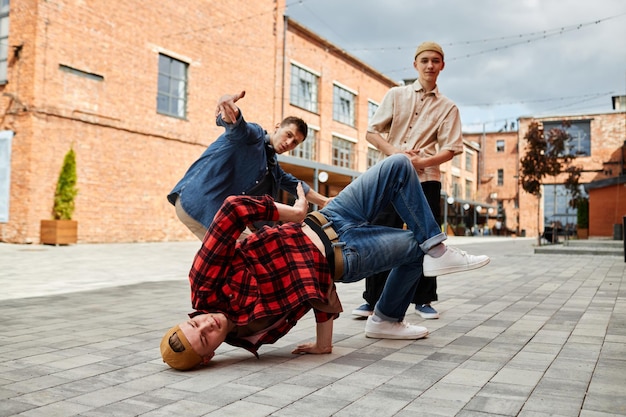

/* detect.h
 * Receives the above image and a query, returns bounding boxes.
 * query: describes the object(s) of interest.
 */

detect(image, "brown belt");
[304,211,344,282]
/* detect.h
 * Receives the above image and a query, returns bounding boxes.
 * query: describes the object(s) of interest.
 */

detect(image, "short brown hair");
[281,116,308,140]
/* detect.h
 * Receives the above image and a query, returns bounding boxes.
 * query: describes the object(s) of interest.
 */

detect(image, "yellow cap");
[414,41,444,60]
[160,325,202,371]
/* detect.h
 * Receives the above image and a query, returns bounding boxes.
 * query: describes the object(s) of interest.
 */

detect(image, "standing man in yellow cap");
[352,41,464,321]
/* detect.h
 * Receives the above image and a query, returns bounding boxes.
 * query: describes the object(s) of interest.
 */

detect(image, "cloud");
[286,0,626,130]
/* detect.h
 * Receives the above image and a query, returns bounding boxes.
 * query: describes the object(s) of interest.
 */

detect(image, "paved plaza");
[0,236,624,417]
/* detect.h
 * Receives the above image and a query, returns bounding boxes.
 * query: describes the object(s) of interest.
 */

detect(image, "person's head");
[160,313,231,370]
[413,41,445,88]
[270,116,308,154]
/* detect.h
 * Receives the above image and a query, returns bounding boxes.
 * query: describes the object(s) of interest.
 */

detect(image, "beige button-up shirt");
[368,79,463,182]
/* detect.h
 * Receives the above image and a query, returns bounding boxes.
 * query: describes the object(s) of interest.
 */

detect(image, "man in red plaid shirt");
[161,154,489,370]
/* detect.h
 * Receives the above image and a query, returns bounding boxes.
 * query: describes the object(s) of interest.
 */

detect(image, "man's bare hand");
[292,182,309,220]
[292,342,333,355]
[404,149,426,175]
[275,182,309,223]
[215,90,246,122]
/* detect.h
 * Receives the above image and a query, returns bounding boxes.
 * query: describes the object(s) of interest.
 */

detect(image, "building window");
[451,176,462,199]
[452,153,462,168]
[543,184,577,229]
[0,130,13,222]
[0,0,10,83]
[543,120,591,157]
[332,136,354,169]
[290,128,316,160]
[497,169,504,186]
[496,140,505,152]
[368,100,379,125]
[367,147,382,169]
[333,84,356,126]
[157,54,188,118]
[290,64,318,113]
[465,179,472,201]
[465,150,474,173]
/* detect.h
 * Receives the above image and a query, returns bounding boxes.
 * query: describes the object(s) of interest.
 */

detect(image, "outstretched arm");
[292,318,333,355]
[305,188,332,208]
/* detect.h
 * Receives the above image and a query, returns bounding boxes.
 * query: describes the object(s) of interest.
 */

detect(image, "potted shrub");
[576,197,589,240]
[40,147,78,244]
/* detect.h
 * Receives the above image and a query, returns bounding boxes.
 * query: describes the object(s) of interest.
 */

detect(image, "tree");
[518,121,575,246]
[53,147,78,220]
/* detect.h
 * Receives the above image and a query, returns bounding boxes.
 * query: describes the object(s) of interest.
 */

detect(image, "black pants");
[362,181,441,306]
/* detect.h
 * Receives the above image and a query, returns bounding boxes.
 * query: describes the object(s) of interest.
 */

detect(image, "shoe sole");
[417,313,439,319]
[424,257,490,277]
[352,310,373,318]
[365,329,429,340]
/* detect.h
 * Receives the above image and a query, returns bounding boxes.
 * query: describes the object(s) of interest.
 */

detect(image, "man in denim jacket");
[168,91,329,240]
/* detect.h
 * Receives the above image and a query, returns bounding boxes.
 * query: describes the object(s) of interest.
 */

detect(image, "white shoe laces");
[395,320,413,329]
[447,246,468,257]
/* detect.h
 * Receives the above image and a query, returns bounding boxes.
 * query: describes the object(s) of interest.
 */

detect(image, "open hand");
[292,342,333,355]
[291,182,309,221]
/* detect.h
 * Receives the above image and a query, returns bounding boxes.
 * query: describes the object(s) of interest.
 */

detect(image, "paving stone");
[1,238,624,416]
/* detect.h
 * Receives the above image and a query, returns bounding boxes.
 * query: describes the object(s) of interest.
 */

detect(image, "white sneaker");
[364,316,428,340]
[423,246,490,277]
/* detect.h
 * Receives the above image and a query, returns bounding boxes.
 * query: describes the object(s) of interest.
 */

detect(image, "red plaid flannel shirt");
[188,195,339,357]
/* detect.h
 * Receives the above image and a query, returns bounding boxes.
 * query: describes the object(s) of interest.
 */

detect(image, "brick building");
[465,130,519,235]
[5,0,617,245]
[0,0,401,243]
[471,111,626,239]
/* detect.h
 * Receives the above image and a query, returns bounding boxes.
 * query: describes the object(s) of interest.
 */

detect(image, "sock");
[427,243,446,258]
[371,314,383,322]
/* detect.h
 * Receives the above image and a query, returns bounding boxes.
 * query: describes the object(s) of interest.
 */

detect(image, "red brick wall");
[589,184,626,237]
[466,131,520,233]
[282,20,396,171]
[0,0,401,244]
[0,0,284,243]
[517,113,626,238]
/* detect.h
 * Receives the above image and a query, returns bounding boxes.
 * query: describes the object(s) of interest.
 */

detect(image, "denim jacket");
[168,111,310,228]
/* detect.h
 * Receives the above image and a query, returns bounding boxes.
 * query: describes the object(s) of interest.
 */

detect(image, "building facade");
[473,111,626,239]
[466,130,519,235]
[0,0,401,243]
[4,0,618,245]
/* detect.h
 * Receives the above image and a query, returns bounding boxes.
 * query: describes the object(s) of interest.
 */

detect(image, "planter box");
[577,228,589,240]
[40,220,78,245]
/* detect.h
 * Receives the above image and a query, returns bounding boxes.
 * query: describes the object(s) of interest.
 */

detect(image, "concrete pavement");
[0,237,624,416]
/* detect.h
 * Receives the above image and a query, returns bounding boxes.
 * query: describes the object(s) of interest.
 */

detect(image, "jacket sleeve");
[275,163,311,195]
[217,110,264,146]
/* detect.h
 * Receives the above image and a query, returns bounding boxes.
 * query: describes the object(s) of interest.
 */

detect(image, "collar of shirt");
[413,79,439,98]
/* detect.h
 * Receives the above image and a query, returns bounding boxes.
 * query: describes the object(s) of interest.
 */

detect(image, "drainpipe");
[281,15,288,120]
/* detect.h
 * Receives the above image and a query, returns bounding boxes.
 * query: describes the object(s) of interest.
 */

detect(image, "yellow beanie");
[414,41,444,60]
[160,325,202,371]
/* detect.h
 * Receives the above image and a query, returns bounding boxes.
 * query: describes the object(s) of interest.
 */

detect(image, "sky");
[284,0,626,133]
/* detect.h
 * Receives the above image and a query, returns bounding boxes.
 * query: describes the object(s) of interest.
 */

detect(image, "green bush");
[53,147,78,220]
[576,198,589,228]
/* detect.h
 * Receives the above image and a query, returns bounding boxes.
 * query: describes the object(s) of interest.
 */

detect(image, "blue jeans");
[320,154,446,321]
